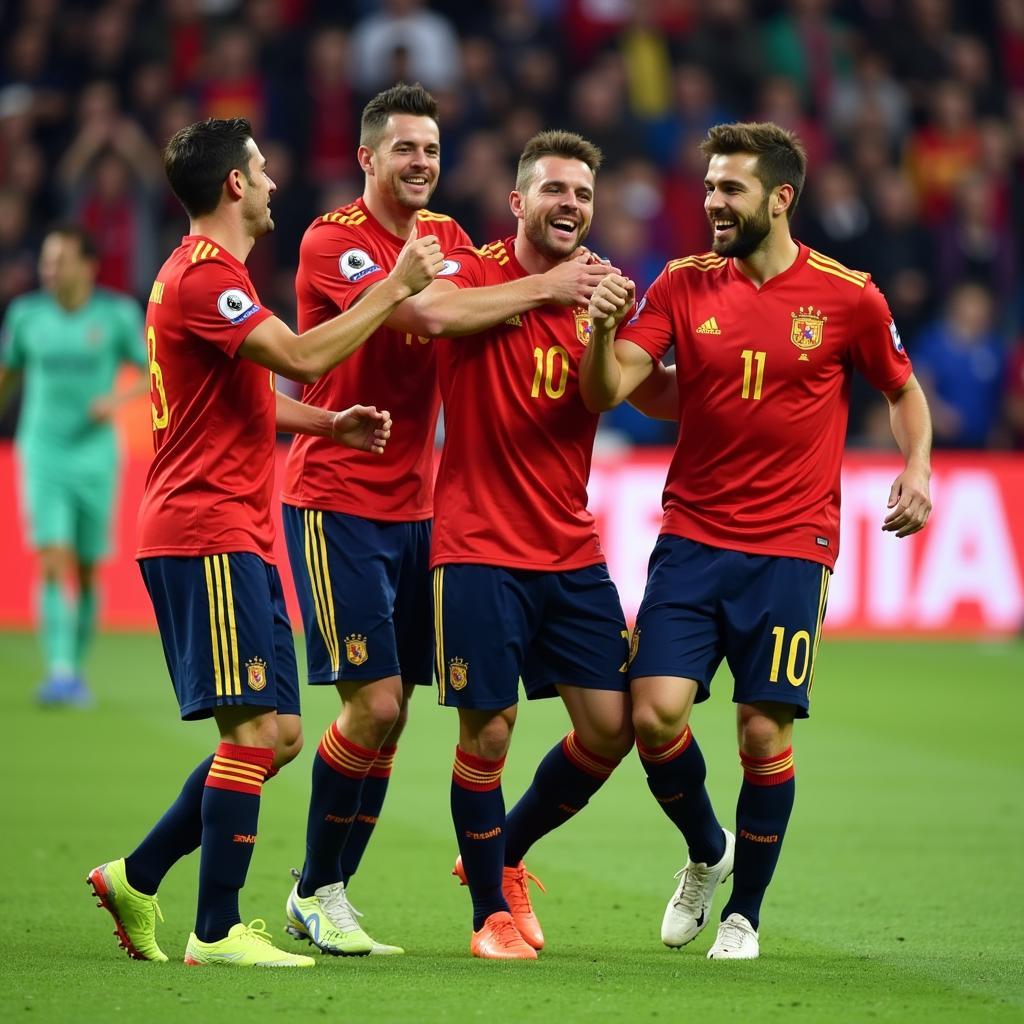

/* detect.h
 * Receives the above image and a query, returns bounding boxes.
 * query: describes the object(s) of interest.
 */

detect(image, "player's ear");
[509,190,524,219]
[773,183,794,218]
[225,167,245,201]
[357,145,374,176]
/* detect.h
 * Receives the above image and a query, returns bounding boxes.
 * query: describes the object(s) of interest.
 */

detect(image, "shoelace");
[715,919,751,952]
[491,916,528,948]
[318,884,361,932]
[240,919,274,945]
[671,863,710,912]
[505,865,546,914]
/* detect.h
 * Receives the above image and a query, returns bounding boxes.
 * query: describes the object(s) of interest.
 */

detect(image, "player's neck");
[732,233,800,289]
[363,190,418,239]
[53,282,92,311]
[188,212,256,264]
[512,236,560,277]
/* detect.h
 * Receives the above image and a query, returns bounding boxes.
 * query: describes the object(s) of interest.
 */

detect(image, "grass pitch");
[1,630,1022,1023]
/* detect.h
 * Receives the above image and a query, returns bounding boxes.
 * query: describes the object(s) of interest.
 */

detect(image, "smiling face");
[240,138,276,237]
[513,155,594,262]
[704,152,776,259]
[362,113,440,214]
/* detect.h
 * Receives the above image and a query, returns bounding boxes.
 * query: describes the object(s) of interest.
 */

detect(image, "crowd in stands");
[1,0,1022,448]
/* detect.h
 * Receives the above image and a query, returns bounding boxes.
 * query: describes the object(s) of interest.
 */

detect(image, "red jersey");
[137,236,277,561]
[622,244,912,569]
[281,199,472,520]
[431,238,605,571]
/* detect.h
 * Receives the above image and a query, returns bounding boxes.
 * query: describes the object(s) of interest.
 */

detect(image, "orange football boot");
[470,911,537,960]
[452,856,546,950]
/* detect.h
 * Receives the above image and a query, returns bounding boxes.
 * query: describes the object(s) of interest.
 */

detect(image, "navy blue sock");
[638,727,725,865]
[451,747,507,930]
[505,731,621,866]
[299,722,376,896]
[194,743,273,942]
[722,747,796,930]
[340,744,395,884]
[124,755,214,894]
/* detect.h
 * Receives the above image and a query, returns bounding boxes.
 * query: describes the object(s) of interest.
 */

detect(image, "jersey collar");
[726,241,810,292]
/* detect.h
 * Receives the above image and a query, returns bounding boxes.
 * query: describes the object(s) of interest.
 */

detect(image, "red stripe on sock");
[317,722,379,779]
[741,746,795,787]
[367,743,397,779]
[561,731,620,779]
[637,726,692,765]
[452,746,505,792]
[204,743,273,795]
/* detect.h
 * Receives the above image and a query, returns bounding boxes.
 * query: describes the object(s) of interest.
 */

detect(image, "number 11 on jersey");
[740,349,766,400]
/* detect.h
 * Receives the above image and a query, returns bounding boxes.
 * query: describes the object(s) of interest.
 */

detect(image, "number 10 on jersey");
[531,345,569,399]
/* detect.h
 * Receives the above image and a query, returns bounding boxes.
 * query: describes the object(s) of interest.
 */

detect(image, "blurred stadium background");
[0,0,1022,636]
[2,2,1023,1018]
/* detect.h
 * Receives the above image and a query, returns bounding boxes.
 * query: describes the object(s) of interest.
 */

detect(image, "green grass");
[2,631,1023,1023]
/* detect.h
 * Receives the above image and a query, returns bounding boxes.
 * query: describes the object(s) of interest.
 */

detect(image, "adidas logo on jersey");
[695,317,721,335]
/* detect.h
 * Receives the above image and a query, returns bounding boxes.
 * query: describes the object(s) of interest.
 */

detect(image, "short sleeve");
[849,280,913,392]
[177,261,275,357]
[299,221,390,314]
[440,245,498,290]
[0,300,25,370]
[617,265,677,362]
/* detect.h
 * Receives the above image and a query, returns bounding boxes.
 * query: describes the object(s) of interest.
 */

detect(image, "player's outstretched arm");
[388,253,616,338]
[240,232,442,382]
[882,372,933,537]
[275,391,392,454]
[579,273,653,411]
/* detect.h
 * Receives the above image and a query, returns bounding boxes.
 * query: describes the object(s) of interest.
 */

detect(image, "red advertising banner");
[1,443,1022,635]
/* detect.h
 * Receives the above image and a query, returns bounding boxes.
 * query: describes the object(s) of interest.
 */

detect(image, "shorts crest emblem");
[790,307,826,360]
[448,657,468,690]
[245,656,268,692]
[345,633,369,666]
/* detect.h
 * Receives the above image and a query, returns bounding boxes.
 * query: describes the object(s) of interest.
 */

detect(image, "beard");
[523,207,589,261]
[711,196,771,258]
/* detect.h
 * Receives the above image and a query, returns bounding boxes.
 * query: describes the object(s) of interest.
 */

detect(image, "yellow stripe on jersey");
[433,567,445,703]
[807,250,867,288]
[303,510,340,674]
[808,566,830,694]
[476,241,509,265]
[203,557,224,698]
[190,240,204,263]
[321,205,367,226]
[667,254,726,274]
[416,210,453,222]
[148,281,164,304]
[190,241,220,263]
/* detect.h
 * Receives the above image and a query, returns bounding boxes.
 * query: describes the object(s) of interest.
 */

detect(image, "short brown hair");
[360,82,439,149]
[515,130,603,194]
[700,122,807,219]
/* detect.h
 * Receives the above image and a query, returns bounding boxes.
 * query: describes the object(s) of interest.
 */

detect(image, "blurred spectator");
[682,0,763,116]
[906,80,981,227]
[882,0,955,105]
[996,0,1024,91]
[301,27,357,187]
[798,160,873,270]
[645,62,731,166]
[761,0,853,116]
[350,0,461,96]
[0,188,36,319]
[828,47,908,148]
[659,130,715,259]
[936,172,1018,313]
[611,0,675,123]
[195,26,269,136]
[913,283,1007,449]
[566,61,646,170]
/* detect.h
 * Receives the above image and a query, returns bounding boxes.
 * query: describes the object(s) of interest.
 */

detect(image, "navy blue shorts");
[433,562,629,709]
[283,505,433,686]
[628,536,831,718]
[139,553,301,721]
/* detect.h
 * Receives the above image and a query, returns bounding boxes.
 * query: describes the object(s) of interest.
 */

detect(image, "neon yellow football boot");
[184,920,315,967]
[87,858,168,962]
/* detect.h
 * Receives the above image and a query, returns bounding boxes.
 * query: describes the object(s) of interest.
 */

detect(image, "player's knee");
[344,687,403,747]
[274,722,304,768]
[468,717,513,762]
[631,699,685,749]
[577,717,634,761]
[738,706,789,758]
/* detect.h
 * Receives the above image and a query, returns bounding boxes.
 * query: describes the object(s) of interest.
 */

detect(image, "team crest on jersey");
[448,657,468,690]
[339,249,381,282]
[575,310,593,346]
[217,289,261,325]
[790,307,827,361]
[345,634,369,666]
[245,657,268,692]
